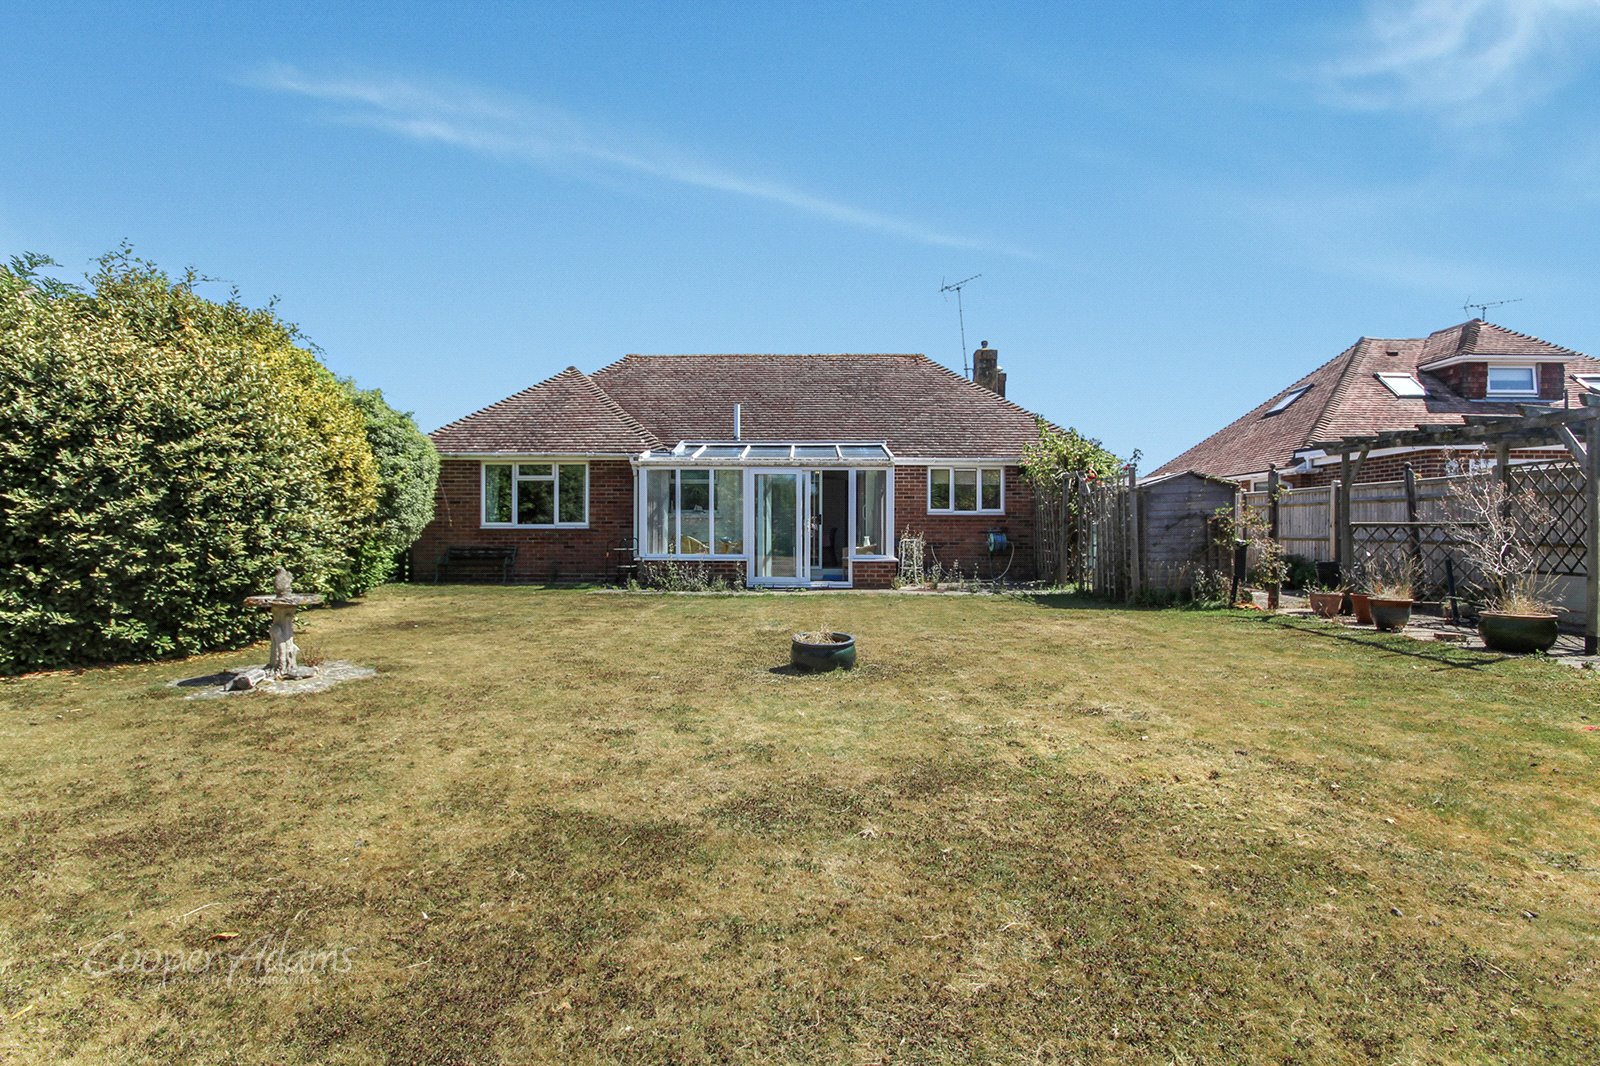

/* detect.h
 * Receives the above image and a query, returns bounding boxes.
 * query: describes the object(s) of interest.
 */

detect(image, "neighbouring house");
[416,344,1052,588]
[1151,319,1600,488]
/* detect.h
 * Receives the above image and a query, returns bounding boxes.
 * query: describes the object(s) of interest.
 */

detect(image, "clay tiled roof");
[431,366,662,454]
[1418,319,1579,365]
[432,354,1050,459]
[590,353,1048,459]
[1151,320,1600,480]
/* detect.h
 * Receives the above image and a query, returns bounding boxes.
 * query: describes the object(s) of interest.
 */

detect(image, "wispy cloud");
[1321,0,1600,120]
[246,63,1021,256]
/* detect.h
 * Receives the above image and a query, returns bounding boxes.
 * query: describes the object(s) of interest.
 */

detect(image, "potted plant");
[1365,549,1417,632]
[1346,555,1374,625]
[1306,582,1346,620]
[1440,469,1561,654]
[791,630,857,671]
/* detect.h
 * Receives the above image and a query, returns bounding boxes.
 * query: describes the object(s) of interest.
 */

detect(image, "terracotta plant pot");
[1308,591,1345,619]
[1350,592,1373,626]
[1369,597,1412,633]
[1478,612,1559,654]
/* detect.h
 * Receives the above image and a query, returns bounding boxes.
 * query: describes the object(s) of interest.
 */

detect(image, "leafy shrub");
[1283,553,1317,590]
[337,384,439,598]
[0,250,380,672]
[632,560,745,592]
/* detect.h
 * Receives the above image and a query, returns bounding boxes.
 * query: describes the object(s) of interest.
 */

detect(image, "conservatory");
[633,441,896,587]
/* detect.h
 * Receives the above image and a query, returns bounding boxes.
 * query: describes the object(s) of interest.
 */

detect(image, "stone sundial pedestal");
[241,567,324,683]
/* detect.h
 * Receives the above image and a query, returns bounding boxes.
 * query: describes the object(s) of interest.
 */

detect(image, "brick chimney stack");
[972,341,1006,398]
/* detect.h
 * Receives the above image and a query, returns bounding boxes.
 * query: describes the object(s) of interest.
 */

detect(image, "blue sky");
[4,1,1599,467]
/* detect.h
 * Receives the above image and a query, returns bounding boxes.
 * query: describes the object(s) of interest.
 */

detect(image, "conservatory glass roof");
[636,441,895,465]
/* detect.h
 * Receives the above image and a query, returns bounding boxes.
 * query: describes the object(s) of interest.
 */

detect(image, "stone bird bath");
[243,567,323,681]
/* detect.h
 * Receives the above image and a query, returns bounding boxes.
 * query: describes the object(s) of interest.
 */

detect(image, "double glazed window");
[855,469,889,556]
[483,462,587,526]
[928,466,1003,514]
[1486,365,1537,397]
[645,469,744,555]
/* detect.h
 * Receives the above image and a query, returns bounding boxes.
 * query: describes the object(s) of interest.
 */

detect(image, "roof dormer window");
[1376,373,1426,398]
[1486,365,1537,398]
[1265,386,1310,415]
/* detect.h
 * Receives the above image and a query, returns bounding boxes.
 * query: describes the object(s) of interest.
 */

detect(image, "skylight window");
[1376,373,1426,398]
[1574,374,1600,394]
[1266,386,1310,415]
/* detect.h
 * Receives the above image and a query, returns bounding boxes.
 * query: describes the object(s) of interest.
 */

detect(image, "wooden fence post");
[1403,462,1423,582]
[1587,419,1600,655]
[1328,479,1341,565]
[1055,476,1070,587]
[1266,469,1281,610]
[1126,465,1141,602]
[1337,451,1355,578]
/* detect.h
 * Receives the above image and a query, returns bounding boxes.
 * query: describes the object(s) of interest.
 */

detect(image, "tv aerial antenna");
[1463,296,1521,320]
[939,274,981,376]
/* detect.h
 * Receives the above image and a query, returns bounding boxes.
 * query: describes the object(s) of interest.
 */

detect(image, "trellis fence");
[1242,460,1589,612]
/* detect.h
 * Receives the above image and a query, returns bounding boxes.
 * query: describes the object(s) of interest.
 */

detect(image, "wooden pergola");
[1309,395,1600,654]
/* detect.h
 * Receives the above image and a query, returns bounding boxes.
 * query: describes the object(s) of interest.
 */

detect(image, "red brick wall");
[416,460,1039,586]
[1539,362,1566,399]
[853,560,898,589]
[1285,448,1565,488]
[1431,362,1564,400]
[894,465,1036,581]
[413,459,634,583]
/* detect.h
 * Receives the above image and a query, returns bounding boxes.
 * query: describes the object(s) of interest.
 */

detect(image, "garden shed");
[1136,470,1236,593]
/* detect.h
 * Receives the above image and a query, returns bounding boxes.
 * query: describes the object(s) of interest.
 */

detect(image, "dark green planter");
[791,632,857,672]
[1479,612,1559,654]
[1369,598,1412,633]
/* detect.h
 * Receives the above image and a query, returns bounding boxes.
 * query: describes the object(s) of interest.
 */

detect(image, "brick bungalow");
[416,345,1051,588]
[1151,319,1600,488]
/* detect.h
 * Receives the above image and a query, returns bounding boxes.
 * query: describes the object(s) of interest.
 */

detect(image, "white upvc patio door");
[750,470,808,586]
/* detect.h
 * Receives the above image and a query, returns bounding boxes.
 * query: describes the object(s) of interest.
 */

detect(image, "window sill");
[852,554,898,563]
[481,522,590,530]
[926,509,1006,517]
[637,553,747,561]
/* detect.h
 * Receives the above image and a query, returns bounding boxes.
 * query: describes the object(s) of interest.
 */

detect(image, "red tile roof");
[1418,319,1579,365]
[432,353,1053,459]
[431,367,662,454]
[1151,320,1600,479]
[592,354,1048,458]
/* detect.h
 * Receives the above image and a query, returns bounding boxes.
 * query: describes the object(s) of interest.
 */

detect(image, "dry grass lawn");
[2,587,1599,1064]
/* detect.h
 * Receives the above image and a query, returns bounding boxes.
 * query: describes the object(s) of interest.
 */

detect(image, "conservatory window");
[644,469,744,557]
[855,469,888,556]
[482,462,587,527]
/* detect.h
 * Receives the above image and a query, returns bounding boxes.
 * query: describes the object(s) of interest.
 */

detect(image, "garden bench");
[434,545,517,584]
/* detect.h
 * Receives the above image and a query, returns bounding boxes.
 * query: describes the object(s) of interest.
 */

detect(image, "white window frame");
[1574,374,1600,394]
[1486,364,1538,398]
[480,460,589,529]
[1266,386,1310,414]
[638,468,748,560]
[849,467,896,561]
[927,466,1006,515]
[1375,373,1426,398]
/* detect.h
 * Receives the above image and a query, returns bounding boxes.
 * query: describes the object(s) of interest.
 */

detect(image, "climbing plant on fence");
[0,249,428,672]
[1020,419,1133,588]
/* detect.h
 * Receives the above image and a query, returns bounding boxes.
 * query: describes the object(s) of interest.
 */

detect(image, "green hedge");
[339,384,440,597]
[0,251,412,673]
